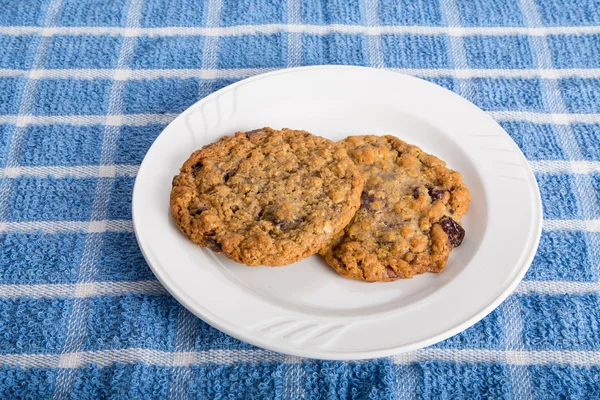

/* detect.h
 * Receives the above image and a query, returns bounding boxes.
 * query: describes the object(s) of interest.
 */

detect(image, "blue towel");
[1,0,600,398]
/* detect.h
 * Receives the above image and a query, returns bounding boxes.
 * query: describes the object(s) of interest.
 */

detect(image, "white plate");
[132,66,542,360]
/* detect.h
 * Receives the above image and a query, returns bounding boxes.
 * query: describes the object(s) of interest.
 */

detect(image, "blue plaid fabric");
[1,0,600,398]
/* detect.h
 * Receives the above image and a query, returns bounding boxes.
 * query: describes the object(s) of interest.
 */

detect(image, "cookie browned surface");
[320,135,471,282]
[170,127,364,266]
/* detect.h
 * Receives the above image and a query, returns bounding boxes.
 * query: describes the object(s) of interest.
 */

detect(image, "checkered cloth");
[1,0,599,398]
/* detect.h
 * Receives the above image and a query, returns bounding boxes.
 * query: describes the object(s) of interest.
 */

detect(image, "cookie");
[170,127,364,266]
[320,135,471,282]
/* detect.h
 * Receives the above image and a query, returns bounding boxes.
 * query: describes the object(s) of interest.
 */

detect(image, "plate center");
[204,111,485,317]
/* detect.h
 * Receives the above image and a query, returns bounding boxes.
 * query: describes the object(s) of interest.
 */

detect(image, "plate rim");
[132,65,543,360]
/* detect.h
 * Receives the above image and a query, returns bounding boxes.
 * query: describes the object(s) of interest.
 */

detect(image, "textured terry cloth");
[1,0,600,398]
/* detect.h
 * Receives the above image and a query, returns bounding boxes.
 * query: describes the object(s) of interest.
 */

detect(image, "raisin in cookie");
[170,127,364,266]
[320,135,470,282]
